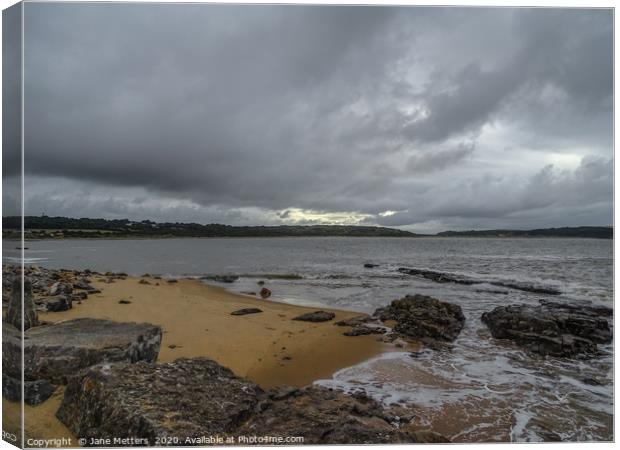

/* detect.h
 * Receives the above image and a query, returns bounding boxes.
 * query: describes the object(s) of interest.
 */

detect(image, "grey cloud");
[10,4,613,232]
[407,142,475,173]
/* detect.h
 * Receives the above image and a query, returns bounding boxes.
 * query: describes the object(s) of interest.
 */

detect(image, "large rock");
[3,318,162,385]
[239,385,449,444]
[49,281,73,296]
[374,294,465,342]
[481,300,612,357]
[57,358,263,445]
[35,295,73,312]
[6,276,39,330]
[57,357,449,446]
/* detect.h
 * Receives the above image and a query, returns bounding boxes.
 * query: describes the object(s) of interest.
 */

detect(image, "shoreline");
[4,272,406,444]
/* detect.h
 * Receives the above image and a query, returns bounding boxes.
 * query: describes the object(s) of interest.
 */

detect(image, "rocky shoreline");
[2,264,613,445]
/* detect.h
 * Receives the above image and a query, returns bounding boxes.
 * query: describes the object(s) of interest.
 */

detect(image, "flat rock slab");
[481,300,612,357]
[292,311,336,322]
[3,318,162,385]
[57,357,449,445]
[57,358,263,444]
[231,308,262,316]
[374,294,465,342]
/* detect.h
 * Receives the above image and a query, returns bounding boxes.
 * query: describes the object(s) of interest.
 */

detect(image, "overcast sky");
[2,4,613,233]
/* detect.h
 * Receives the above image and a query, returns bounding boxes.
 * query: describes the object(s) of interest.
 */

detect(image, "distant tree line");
[2,216,612,239]
[437,227,613,239]
[2,216,419,238]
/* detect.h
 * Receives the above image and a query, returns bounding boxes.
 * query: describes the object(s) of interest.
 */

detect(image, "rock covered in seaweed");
[373,294,465,342]
[240,385,449,444]
[481,299,612,357]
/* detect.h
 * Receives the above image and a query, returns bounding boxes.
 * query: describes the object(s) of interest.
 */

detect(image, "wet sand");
[5,276,399,445]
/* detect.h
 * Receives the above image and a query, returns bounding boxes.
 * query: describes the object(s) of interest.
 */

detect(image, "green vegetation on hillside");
[2,216,612,239]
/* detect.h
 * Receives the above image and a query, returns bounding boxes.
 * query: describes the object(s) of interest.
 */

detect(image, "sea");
[3,237,613,442]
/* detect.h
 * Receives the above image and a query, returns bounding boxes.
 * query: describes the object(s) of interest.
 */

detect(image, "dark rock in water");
[57,357,449,445]
[259,287,272,299]
[202,274,240,283]
[239,385,449,444]
[37,295,73,312]
[118,299,132,304]
[488,281,561,296]
[57,358,263,444]
[3,319,161,385]
[231,308,262,316]
[49,281,73,296]
[73,279,96,291]
[257,280,265,286]
[292,311,335,322]
[6,276,39,330]
[539,299,613,317]
[398,267,478,285]
[364,263,379,268]
[374,294,465,342]
[398,267,561,295]
[481,299,612,357]
[2,373,54,406]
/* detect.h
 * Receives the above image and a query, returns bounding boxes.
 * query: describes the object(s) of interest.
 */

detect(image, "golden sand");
[4,276,404,444]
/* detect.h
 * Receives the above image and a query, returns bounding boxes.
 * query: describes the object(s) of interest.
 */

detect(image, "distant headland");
[1,216,612,239]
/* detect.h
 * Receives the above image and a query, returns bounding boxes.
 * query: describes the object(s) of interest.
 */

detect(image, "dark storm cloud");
[17,4,613,231]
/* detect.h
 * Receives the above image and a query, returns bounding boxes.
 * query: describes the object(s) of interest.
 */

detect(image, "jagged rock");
[73,279,96,291]
[6,276,39,330]
[292,311,335,322]
[57,357,449,445]
[259,287,271,299]
[2,373,54,406]
[36,295,72,312]
[364,263,379,268]
[231,308,262,316]
[49,281,73,296]
[481,300,612,357]
[71,291,88,301]
[138,279,151,285]
[373,294,465,342]
[57,358,263,444]
[240,385,449,444]
[2,319,162,385]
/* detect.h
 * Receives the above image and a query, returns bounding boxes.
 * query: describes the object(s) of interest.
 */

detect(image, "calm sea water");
[3,237,613,442]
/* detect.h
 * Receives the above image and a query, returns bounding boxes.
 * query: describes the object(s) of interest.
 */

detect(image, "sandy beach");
[4,275,403,444]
